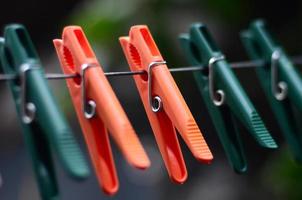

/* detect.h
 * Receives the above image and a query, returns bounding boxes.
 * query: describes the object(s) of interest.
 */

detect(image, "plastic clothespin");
[53,26,150,195]
[240,20,302,162]
[0,24,89,200]
[119,25,213,183]
[179,23,277,173]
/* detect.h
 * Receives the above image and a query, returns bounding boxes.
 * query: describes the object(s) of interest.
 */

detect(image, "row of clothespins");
[0,19,301,200]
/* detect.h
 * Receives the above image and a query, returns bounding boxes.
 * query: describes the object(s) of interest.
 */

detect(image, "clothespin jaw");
[120,25,213,183]
[0,24,90,200]
[179,30,247,173]
[240,19,302,162]
[179,23,278,171]
[53,26,150,194]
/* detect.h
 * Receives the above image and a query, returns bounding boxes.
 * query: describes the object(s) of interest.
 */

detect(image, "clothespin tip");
[249,111,278,148]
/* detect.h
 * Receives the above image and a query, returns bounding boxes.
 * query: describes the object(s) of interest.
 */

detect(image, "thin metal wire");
[105,70,145,77]
[0,74,16,80]
[0,55,301,81]
[229,59,264,68]
[169,66,203,72]
[292,55,302,64]
[46,73,78,79]
[0,173,3,188]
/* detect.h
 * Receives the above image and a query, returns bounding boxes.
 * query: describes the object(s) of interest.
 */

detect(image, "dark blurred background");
[1,0,302,199]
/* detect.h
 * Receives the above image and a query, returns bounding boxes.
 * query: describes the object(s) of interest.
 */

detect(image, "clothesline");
[0,55,301,81]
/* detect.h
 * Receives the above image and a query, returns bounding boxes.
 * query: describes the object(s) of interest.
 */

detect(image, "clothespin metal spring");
[20,63,38,124]
[81,63,97,119]
[271,50,288,101]
[209,55,226,106]
[148,60,167,112]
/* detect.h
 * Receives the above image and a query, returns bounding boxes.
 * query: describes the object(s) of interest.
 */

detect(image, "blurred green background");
[1,0,302,199]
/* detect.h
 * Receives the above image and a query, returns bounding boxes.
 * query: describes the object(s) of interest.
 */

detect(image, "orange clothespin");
[53,26,150,195]
[119,25,213,183]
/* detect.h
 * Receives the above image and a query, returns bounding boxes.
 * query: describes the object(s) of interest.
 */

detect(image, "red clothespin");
[53,26,150,195]
[119,25,213,183]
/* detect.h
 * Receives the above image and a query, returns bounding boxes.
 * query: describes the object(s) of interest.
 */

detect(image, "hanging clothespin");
[0,24,90,200]
[241,20,302,162]
[53,26,150,195]
[179,23,277,173]
[119,25,213,183]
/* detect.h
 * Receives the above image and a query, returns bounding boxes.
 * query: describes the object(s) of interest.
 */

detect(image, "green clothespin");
[179,23,277,173]
[240,20,302,162]
[0,24,90,200]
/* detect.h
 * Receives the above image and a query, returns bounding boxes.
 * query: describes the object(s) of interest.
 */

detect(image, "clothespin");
[240,20,302,162]
[53,26,150,195]
[0,24,90,200]
[119,25,213,183]
[179,23,277,173]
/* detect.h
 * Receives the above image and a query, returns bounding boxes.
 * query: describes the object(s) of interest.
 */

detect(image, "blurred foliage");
[69,0,141,45]
[203,0,251,23]
[67,0,178,66]
[67,0,244,66]
[262,147,302,200]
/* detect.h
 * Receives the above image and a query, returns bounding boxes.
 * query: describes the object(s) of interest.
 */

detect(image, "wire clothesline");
[0,55,302,81]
